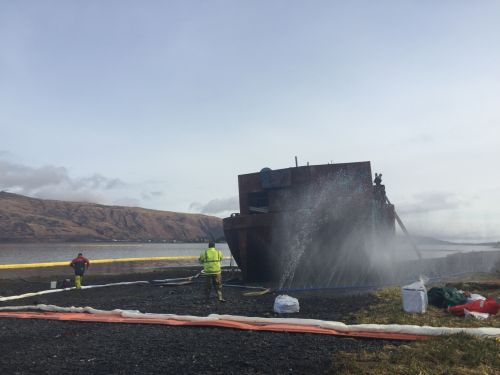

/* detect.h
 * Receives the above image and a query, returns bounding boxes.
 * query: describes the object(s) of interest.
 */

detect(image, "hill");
[0,192,223,243]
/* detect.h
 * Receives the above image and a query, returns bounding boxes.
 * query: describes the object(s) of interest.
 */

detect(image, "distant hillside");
[393,235,453,246]
[409,235,453,245]
[0,192,223,243]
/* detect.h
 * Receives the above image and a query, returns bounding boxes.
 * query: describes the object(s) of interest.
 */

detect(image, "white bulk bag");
[401,280,428,314]
[274,295,300,314]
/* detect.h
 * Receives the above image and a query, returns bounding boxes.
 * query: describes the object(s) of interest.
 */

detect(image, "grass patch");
[329,333,500,375]
[354,276,500,328]
[330,274,500,374]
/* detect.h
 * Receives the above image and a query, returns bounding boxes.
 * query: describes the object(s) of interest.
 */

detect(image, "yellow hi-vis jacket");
[199,247,223,275]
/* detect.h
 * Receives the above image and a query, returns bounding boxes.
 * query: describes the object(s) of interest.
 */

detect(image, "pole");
[386,195,423,260]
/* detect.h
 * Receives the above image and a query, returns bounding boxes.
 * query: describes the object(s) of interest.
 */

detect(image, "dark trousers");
[204,273,223,301]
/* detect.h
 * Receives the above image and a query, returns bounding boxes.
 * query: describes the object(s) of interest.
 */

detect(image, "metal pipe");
[386,195,423,260]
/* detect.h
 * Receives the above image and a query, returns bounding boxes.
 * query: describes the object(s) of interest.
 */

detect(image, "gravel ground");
[0,268,394,375]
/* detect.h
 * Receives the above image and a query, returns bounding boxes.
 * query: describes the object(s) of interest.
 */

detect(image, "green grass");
[329,334,500,375]
[329,273,500,374]
[354,279,500,328]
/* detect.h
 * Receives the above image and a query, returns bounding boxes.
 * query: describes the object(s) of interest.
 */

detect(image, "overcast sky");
[1,1,499,242]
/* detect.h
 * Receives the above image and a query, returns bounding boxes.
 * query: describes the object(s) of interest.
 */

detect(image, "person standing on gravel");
[70,253,90,289]
[199,242,226,302]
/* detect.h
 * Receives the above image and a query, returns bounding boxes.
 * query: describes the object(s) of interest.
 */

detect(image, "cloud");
[0,157,126,204]
[141,191,164,200]
[77,174,126,190]
[0,160,70,191]
[394,189,500,242]
[396,191,465,215]
[190,196,239,214]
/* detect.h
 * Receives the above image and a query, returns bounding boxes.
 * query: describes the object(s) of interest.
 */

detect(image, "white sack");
[401,280,428,314]
[274,295,300,314]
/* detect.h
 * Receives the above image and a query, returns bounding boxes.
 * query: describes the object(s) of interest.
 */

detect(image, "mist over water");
[276,170,384,289]
[272,169,452,289]
[275,174,500,289]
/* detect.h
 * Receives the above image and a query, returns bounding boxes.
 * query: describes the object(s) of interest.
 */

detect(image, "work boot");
[217,290,225,302]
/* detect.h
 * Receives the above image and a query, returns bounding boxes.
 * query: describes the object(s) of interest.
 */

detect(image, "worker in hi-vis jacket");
[70,253,90,289]
[199,242,226,302]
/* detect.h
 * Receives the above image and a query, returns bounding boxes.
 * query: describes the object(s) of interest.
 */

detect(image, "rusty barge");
[223,161,396,284]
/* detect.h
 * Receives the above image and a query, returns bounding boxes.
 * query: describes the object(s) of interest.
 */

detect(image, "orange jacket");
[70,256,90,276]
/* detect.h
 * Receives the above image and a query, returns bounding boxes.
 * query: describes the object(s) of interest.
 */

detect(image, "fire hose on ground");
[0,273,202,302]
[0,269,272,303]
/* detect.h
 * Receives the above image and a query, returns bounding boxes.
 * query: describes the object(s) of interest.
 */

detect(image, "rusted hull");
[224,207,392,283]
[223,214,276,281]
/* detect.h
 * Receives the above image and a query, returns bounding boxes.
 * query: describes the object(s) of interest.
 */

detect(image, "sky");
[1,1,499,242]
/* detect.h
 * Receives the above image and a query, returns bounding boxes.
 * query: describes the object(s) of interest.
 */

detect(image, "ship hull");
[223,213,276,281]
[223,162,395,284]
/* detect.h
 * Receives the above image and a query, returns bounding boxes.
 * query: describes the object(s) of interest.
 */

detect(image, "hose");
[221,284,272,296]
[0,273,202,302]
[274,273,487,294]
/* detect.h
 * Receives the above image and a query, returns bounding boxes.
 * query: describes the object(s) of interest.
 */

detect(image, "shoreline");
[2,250,500,286]
[0,240,227,244]
[0,258,204,281]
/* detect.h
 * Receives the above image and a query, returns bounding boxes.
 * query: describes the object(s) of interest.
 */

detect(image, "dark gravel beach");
[0,268,393,375]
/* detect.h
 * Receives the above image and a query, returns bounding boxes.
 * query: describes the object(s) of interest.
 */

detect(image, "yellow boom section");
[0,256,199,269]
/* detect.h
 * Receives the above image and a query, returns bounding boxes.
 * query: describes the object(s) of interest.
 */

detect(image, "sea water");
[0,242,231,265]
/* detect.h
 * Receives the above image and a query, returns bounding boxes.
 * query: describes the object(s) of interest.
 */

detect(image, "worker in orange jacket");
[70,253,90,289]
